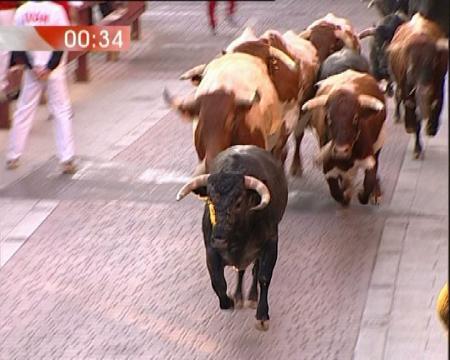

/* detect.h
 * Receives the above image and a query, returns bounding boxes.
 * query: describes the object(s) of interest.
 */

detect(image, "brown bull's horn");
[268,46,298,71]
[301,94,329,111]
[244,176,271,211]
[179,64,207,80]
[334,29,358,50]
[358,95,385,111]
[367,0,375,8]
[163,87,197,113]
[176,174,210,201]
[298,29,312,39]
[358,27,376,39]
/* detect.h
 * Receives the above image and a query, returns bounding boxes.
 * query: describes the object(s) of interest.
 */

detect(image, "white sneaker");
[61,159,77,174]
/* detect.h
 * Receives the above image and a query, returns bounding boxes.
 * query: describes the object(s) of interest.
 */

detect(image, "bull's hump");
[196,54,266,100]
[282,31,319,66]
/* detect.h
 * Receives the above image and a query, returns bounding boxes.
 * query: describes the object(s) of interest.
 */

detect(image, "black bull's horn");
[176,174,271,211]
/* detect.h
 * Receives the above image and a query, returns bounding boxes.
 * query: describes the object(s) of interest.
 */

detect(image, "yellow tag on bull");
[207,200,216,226]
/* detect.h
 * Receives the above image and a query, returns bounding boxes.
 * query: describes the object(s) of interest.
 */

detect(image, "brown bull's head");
[176,172,270,250]
[163,88,261,171]
[300,23,359,62]
[405,36,449,131]
[302,89,384,160]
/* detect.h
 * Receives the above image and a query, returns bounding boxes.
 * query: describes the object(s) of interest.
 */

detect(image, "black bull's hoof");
[219,296,234,310]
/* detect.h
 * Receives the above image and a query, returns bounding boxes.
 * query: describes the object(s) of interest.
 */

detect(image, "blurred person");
[6,1,76,174]
[0,1,20,101]
[208,0,237,35]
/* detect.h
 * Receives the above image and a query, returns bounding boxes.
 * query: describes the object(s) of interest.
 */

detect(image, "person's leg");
[227,1,237,26]
[6,71,44,167]
[46,71,76,173]
[228,0,235,16]
[208,1,217,34]
[0,9,16,98]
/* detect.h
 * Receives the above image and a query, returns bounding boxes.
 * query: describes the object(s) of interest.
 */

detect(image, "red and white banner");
[0,26,131,51]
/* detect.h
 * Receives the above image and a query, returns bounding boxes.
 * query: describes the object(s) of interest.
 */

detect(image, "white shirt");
[14,1,69,71]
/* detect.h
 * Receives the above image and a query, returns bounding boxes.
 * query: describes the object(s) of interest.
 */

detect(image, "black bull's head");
[176,172,270,250]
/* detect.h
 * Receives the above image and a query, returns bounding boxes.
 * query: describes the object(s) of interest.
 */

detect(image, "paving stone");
[353,326,388,360]
[371,252,401,287]
[0,1,446,359]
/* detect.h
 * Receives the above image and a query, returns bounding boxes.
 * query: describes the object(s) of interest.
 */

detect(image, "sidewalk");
[0,1,447,359]
[354,81,449,359]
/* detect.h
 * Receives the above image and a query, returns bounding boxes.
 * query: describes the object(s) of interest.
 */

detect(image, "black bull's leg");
[255,236,278,331]
[206,248,234,310]
[233,270,245,309]
[247,260,259,309]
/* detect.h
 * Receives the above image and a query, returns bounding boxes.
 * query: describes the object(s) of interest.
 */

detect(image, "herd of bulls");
[163,2,449,331]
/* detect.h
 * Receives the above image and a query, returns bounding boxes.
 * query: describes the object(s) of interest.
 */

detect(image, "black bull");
[364,0,449,36]
[176,145,288,331]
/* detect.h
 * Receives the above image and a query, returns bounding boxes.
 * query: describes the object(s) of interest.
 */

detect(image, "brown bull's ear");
[301,94,329,111]
[190,75,202,87]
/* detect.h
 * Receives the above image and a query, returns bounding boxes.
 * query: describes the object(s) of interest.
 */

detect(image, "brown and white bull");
[164,52,286,174]
[180,27,320,176]
[301,70,386,206]
[387,13,448,159]
[258,29,320,175]
[299,13,361,62]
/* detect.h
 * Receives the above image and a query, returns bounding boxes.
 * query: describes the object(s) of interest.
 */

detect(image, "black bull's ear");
[246,189,262,208]
[192,186,208,198]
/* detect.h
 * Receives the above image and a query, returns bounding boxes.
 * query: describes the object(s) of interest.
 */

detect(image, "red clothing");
[208,0,235,30]
[0,1,20,10]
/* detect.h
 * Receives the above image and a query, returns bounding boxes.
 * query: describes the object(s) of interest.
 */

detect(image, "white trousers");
[7,70,75,162]
[0,9,16,90]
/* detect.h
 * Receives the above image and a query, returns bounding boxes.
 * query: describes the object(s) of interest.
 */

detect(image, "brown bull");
[164,52,284,175]
[259,29,320,176]
[299,13,361,62]
[388,13,448,159]
[181,27,320,176]
[301,70,386,206]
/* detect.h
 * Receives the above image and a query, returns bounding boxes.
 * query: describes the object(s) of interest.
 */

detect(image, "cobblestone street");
[0,1,447,359]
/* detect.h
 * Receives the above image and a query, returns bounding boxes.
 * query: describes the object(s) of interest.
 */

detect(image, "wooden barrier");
[0,1,146,129]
